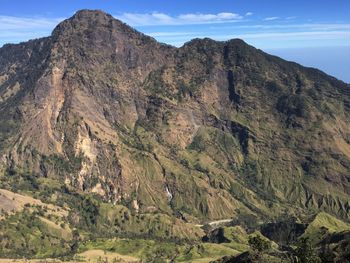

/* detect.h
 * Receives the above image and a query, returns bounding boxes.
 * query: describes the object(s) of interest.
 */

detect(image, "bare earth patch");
[0,189,68,218]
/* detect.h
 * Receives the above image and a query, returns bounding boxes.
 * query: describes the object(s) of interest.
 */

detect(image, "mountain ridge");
[0,8,350,230]
[1,9,350,261]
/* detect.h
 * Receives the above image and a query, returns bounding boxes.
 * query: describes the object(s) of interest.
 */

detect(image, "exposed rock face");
[1,9,350,222]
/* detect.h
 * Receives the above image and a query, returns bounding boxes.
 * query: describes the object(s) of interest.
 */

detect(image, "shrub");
[276,94,310,118]
[295,237,321,263]
[248,235,271,253]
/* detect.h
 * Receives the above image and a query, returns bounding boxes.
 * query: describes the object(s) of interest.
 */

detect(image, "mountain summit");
[0,10,350,250]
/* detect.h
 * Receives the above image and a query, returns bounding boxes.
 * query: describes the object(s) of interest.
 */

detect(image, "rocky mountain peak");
[51,9,155,46]
[48,9,171,77]
[52,9,120,36]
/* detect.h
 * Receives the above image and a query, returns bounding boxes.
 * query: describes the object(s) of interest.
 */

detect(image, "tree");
[248,235,271,253]
[295,237,321,263]
[70,229,80,254]
[319,244,335,263]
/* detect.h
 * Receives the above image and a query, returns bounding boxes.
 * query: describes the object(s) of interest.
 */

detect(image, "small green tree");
[248,235,271,253]
[295,237,321,263]
[319,244,335,263]
[70,229,80,254]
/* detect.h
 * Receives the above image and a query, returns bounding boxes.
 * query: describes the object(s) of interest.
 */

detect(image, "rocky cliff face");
[1,9,350,223]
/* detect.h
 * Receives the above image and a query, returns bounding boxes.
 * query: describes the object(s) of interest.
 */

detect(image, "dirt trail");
[195,218,233,228]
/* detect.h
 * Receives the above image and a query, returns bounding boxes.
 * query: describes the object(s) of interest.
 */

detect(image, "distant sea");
[267,46,350,84]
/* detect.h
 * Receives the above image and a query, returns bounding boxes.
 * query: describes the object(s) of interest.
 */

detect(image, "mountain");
[0,9,350,260]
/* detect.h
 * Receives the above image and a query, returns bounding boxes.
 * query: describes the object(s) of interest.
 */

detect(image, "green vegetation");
[0,168,39,193]
[302,212,350,244]
[143,67,178,100]
[79,238,240,262]
[295,237,321,263]
[0,208,72,258]
[248,235,271,253]
[42,154,83,175]
[277,94,311,118]
[1,9,350,262]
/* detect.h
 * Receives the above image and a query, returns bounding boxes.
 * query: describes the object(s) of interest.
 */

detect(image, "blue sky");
[1,0,349,82]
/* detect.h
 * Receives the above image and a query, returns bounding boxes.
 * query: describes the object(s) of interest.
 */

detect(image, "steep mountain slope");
[0,9,350,233]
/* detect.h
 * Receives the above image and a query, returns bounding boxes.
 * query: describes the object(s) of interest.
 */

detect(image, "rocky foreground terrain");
[0,9,350,262]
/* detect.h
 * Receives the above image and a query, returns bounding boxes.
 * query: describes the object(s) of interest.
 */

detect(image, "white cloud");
[264,16,279,21]
[245,12,253,16]
[115,12,243,26]
[0,15,63,30]
[147,32,199,37]
[0,15,65,46]
[213,23,350,31]
[1,13,350,51]
[232,31,350,40]
[164,31,350,42]
[148,25,350,48]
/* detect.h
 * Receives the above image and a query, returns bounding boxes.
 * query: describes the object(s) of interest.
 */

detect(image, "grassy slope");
[303,212,350,243]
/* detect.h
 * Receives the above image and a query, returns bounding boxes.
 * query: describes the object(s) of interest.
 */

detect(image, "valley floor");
[0,250,139,263]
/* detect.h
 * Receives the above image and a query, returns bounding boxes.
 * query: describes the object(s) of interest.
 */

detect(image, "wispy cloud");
[219,23,350,30]
[0,15,64,46]
[1,12,350,51]
[0,15,63,30]
[150,23,350,48]
[230,31,350,40]
[264,16,279,21]
[115,12,243,26]
[147,32,199,37]
[154,31,350,43]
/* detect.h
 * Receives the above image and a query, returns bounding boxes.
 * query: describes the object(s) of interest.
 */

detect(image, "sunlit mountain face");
[0,5,349,262]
